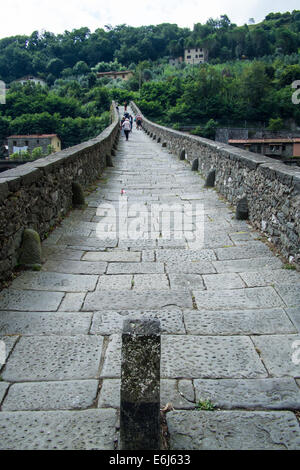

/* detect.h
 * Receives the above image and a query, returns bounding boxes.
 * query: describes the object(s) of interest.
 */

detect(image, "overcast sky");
[1,0,299,38]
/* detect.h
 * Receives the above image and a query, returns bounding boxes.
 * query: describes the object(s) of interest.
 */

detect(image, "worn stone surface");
[2,335,103,381]
[0,409,117,449]
[183,308,296,335]
[83,290,193,311]
[42,260,107,275]
[91,307,185,336]
[10,272,98,293]
[166,410,300,450]
[1,106,299,449]
[107,262,164,274]
[0,289,64,311]
[2,380,99,411]
[0,311,92,336]
[194,378,300,409]
[252,334,300,377]
[161,335,267,379]
[0,383,9,403]
[193,286,284,310]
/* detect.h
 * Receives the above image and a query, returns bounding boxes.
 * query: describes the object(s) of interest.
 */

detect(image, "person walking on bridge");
[136,113,143,130]
[122,118,131,141]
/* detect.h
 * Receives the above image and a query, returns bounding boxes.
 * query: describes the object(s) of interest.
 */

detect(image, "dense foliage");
[0,11,299,84]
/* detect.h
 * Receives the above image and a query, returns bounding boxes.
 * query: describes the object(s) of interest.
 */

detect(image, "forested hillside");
[0,10,299,153]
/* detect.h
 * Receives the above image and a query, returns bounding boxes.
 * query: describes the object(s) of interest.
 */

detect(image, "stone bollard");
[162,142,167,147]
[120,318,161,450]
[192,158,199,171]
[106,154,114,167]
[205,169,216,187]
[236,196,249,220]
[72,182,85,208]
[18,228,42,269]
[180,149,186,160]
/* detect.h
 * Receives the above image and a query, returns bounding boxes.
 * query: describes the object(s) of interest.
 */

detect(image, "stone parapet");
[130,101,300,266]
[0,103,120,281]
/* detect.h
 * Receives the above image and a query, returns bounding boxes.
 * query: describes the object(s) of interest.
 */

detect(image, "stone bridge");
[0,103,299,449]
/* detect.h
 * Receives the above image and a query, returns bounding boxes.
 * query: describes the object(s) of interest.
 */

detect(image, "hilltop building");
[184,47,208,64]
[8,134,61,156]
[12,76,47,87]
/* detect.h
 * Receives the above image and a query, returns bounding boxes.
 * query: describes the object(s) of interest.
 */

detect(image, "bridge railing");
[131,101,300,268]
[0,102,120,282]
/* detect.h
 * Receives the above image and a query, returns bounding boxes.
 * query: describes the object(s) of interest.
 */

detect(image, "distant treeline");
[0,11,299,84]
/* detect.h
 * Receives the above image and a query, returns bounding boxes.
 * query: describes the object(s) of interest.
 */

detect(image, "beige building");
[97,70,133,81]
[184,47,208,64]
[8,134,61,156]
[13,76,47,87]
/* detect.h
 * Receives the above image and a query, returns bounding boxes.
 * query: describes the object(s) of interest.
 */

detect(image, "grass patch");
[197,399,215,411]
[282,264,297,270]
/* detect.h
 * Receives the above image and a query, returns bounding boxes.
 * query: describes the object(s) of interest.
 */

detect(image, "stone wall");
[131,101,300,266]
[0,103,120,281]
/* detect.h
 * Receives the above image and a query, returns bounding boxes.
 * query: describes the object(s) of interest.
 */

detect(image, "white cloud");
[0,0,299,38]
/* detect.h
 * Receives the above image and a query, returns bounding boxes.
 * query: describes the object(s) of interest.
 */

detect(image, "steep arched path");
[0,107,300,449]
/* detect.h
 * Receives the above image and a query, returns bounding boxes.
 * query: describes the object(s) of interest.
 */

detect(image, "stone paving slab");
[0,383,9,403]
[202,273,245,290]
[194,378,300,410]
[212,257,283,273]
[101,334,121,378]
[97,275,132,290]
[165,261,216,275]
[286,308,300,332]
[2,335,104,382]
[42,246,85,261]
[183,308,296,335]
[169,274,205,290]
[274,284,300,307]
[0,311,92,336]
[58,293,86,312]
[155,249,217,262]
[133,274,169,290]
[252,334,300,377]
[0,289,64,311]
[240,270,300,287]
[215,243,273,260]
[166,410,300,449]
[82,251,141,262]
[42,260,107,275]
[83,290,193,311]
[57,236,118,249]
[193,286,284,310]
[0,336,19,361]
[98,378,195,410]
[107,262,164,274]
[91,307,185,335]
[11,272,98,293]
[0,409,117,449]
[161,335,267,379]
[2,380,99,411]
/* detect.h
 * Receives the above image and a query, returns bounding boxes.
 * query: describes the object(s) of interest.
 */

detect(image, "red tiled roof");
[8,134,58,139]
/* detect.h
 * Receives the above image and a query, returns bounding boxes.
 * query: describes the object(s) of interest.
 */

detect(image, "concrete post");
[120,318,161,450]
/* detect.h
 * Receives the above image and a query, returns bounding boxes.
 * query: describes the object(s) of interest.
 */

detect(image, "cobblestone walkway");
[0,108,300,449]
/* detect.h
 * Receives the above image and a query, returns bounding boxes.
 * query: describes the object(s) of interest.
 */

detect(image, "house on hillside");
[184,47,208,64]
[97,70,133,81]
[169,57,184,66]
[7,134,61,156]
[12,76,47,87]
